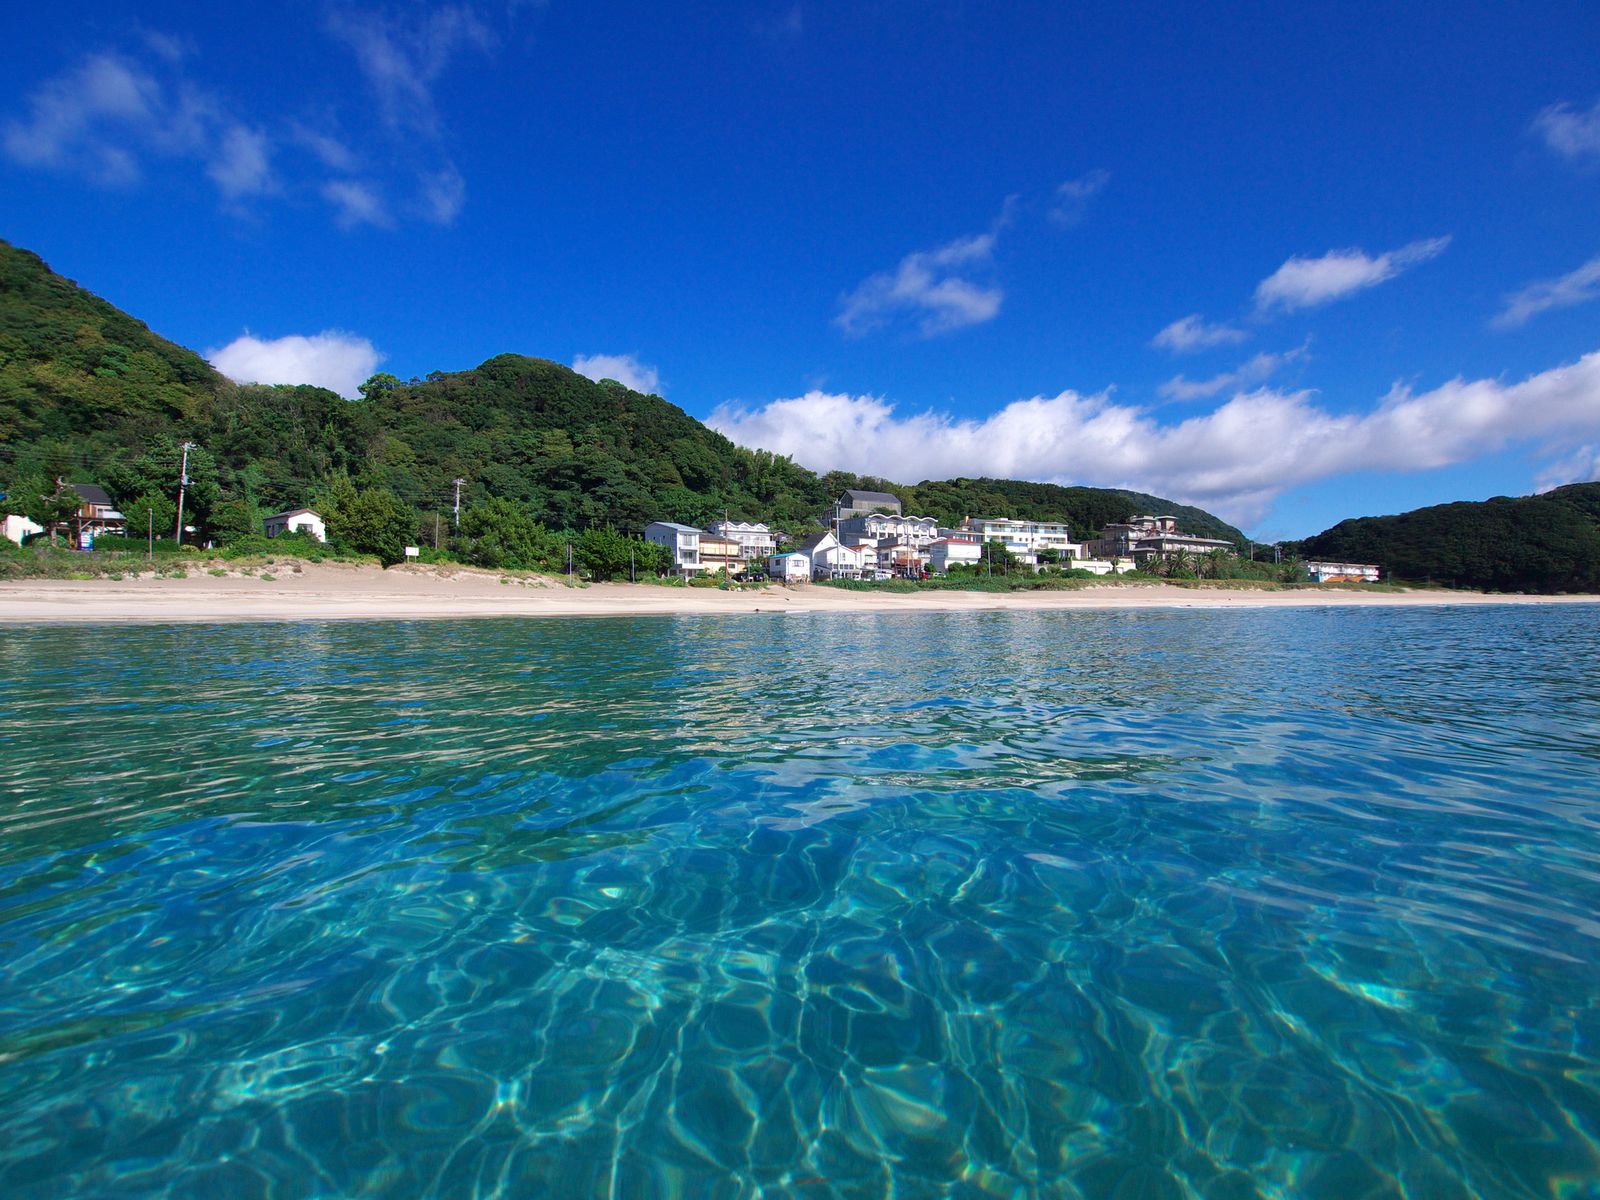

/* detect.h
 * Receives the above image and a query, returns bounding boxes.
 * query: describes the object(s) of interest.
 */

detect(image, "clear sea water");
[1,606,1598,1200]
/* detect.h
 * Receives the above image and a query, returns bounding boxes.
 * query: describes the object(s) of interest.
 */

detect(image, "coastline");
[1,560,1596,623]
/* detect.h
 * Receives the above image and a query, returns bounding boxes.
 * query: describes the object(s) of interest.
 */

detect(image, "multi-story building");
[697,532,746,576]
[1086,514,1235,564]
[1306,561,1381,583]
[68,483,125,540]
[644,521,703,573]
[706,519,776,560]
[958,517,1081,565]
[799,531,865,580]
[836,511,941,548]
[831,489,902,528]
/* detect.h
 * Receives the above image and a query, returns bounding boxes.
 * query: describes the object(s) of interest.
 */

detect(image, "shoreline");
[2,560,1596,624]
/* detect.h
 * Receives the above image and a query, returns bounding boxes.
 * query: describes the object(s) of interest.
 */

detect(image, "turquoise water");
[1,607,1599,1199]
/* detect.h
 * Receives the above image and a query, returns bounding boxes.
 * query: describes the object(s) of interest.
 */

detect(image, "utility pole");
[147,508,153,561]
[453,478,465,530]
[434,514,440,549]
[173,441,195,546]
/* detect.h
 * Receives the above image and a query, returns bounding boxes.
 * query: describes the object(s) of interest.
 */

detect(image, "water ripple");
[1,607,1598,1198]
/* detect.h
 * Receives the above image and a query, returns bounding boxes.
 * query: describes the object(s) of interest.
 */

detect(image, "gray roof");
[647,521,702,533]
[841,489,900,504]
[267,508,320,520]
[70,483,114,507]
[797,532,836,554]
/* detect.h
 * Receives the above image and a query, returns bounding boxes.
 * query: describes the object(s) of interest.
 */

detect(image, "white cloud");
[419,165,466,224]
[572,353,661,394]
[327,5,494,138]
[1254,236,1451,313]
[208,331,383,399]
[5,17,509,228]
[837,229,1004,338]
[1531,99,1600,162]
[1534,445,1600,493]
[709,349,1600,526]
[1159,344,1308,401]
[754,4,804,40]
[1151,313,1249,353]
[1492,255,1600,329]
[2,50,212,185]
[290,120,359,172]
[1050,169,1110,226]
[322,180,392,229]
[206,123,274,199]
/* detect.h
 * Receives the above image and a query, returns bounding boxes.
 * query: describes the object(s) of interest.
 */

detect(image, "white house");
[1306,561,1381,584]
[2,513,44,546]
[768,551,810,582]
[815,543,864,579]
[959,517,1081,565]
[926,537,982,573]
[798,531,863,579]
[843,542,880,572]
[836,511,941,548]
[263,508,327,542]
[706,519,776,560]
[645,521,704,573]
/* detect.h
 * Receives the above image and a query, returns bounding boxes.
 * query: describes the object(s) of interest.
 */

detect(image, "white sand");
[1,560,1594,623]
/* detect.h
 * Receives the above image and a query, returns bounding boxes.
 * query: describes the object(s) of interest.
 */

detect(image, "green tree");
[123,491,177,541]
[211,495,263,543]
[459,497,560,570]
[335,488,414,565]
[575,527,670,580]
[9,474,78,534]
[358,372,401,402]
[980,539,1020,573]
[313,471,359,534]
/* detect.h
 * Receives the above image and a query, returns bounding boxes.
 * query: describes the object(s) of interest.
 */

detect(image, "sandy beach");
[1,560,1595,623]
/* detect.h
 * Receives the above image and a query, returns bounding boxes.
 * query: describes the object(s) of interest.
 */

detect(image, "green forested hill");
[1296,483,1600,592]
[0,239,224,466]
[1,237,1244,545]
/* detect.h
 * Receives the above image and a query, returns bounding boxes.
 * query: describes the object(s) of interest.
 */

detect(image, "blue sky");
[3,1,1598,537]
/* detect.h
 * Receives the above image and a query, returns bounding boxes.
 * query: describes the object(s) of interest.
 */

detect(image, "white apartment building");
[1306,561,1381,584]
[645,521,704,573]
[706,519,776,559]
[959,517,1081,565]
[836,511,941,547]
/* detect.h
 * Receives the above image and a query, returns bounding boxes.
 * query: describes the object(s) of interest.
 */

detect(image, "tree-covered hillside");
[0,239,224,470]
[1296,483,1600,592]
[1,237,1245,548]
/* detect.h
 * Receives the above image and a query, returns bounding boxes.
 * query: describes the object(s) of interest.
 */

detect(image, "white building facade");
[2,514,44,546]
[645,521,704,573]
[836,512,941,548]
[1306,561,1381,584]
[768,552,810,582]
[926,538,982,573]
[263,508,327,542]
[706,519,776,560]
[959,517,1081,565]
